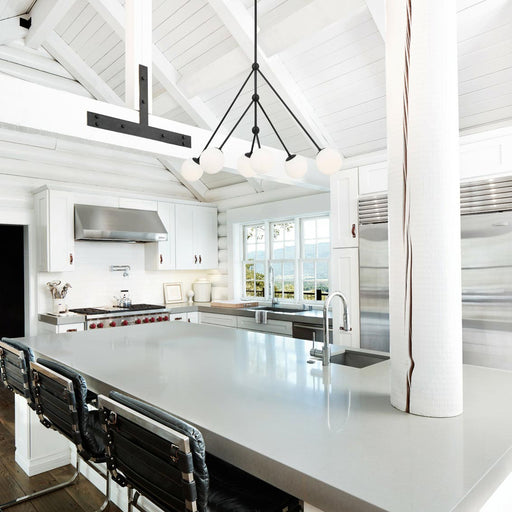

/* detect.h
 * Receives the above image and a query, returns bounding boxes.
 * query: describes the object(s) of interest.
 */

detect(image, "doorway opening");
[0,224,25,338]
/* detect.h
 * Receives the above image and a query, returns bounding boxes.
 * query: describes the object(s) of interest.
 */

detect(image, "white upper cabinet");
[145,202,176,270]
[175,205,218,270]
[118,197,158,211]
[331,168,359,248]
[34,188,75,272]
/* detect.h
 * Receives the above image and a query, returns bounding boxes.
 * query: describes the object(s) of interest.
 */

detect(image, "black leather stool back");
[31,359,105,461]
[99,392,205,512]
[0,338,35,406]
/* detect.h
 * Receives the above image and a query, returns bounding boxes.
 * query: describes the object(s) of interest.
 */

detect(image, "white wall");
[37,241,208,313]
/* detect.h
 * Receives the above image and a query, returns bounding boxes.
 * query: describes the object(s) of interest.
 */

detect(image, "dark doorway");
[0,225,25,338]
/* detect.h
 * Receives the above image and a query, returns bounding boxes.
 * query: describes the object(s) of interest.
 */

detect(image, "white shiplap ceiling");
[1,0,512,196]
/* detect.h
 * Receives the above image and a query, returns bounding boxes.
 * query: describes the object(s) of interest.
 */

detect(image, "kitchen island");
[14,322,512,512]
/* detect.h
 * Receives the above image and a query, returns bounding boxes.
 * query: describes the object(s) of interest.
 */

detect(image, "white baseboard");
[15,449,71,477]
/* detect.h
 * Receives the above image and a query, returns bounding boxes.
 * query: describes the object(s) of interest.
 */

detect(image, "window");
[241,215,330,302]
[243,224,266,297]
[271,221,296,300]
[301,217,330,301]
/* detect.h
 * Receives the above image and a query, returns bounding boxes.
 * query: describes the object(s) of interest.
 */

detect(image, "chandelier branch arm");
[257,69,322,152]
[257,100,292,157]
[219,100,254,150]
[202,69,254,152]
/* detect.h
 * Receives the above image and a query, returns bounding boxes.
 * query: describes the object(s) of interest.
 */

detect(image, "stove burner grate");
[69,308,108,315]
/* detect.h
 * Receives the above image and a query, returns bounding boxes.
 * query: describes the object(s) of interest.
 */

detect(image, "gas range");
[68,304,170,330]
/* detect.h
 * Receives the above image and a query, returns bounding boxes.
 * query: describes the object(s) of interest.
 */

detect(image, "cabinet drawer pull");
[66,329,77,332]
[351,224,356,238]
[194,255,198,264]
[160,254,163,264]
[199,255,202,264]
[174,317,183,321]
[69,253,74,264]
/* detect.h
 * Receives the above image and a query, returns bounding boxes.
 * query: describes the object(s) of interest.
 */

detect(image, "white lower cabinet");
[199,313,238,328]
[38,322,85,334]
[330,247,360,347]
[236,317,292,336]
[168,312,198,323]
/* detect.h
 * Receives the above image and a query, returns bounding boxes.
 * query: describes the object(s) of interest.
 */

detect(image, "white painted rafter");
[0,17,29,46]
[25,0,77,49]
[207,0,338,151]
[87,0,217,130]
[365,0,386,39]
[40,34,206,201]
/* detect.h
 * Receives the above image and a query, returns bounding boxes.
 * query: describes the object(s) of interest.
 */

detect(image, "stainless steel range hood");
[74,204,168,242]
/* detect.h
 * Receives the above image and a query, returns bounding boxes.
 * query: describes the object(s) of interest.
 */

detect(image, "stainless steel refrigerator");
[358,177,512,355]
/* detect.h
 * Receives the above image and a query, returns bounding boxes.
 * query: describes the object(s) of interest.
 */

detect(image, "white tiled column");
[386,0,463,416]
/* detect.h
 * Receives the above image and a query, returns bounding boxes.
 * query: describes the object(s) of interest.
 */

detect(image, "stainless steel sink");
[252,306,308,313]
[329,350,389,368]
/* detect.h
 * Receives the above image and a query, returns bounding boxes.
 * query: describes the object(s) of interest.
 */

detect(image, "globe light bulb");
[284,154,308,179]
[200,147,224,174]
[316,147,343,175]
[251,147,274,175]
[237,155,256,178]
[180,158,203,182]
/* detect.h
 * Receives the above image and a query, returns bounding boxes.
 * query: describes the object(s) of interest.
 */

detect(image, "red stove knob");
[110,321,116,327]
[157,316,162,322]
[121,320,128,326]
[97,322,104,329]
[135,318,142,324]
[163,316,169,321]
[90,323,96,329]
[149,317,155,323]
[143,318,149,324]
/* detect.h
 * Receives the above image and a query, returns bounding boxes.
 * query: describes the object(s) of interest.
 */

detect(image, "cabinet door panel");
[194,207,218,269]
[47,191,74,272]
[330,248,360,347]
[331,169,359,248]
[175,204,196,269]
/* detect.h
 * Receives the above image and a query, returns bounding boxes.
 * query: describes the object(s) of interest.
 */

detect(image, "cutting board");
[210,300,259,308]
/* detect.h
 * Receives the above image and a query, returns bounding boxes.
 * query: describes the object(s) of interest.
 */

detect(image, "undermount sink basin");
[329,350,389,368]
[252,306,308,313]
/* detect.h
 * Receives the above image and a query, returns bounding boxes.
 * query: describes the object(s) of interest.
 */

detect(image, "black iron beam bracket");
[87,65,191,148]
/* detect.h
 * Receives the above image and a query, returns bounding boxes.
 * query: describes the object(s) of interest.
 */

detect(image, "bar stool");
[29,358,111,511]
[0,339,83,509]
[99,391,302,512]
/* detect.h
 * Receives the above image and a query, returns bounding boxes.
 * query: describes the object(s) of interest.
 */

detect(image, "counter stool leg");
[0,451,80,510]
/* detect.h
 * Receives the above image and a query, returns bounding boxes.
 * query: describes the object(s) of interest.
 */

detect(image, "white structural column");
[386,0,462,417]
[125,0,152,113]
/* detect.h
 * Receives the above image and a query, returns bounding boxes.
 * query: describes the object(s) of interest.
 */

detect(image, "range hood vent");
[74,204,168,243]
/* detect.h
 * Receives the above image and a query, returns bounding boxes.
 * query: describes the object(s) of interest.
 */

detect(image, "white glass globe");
[285,154,308,179]
[251,147,274,175]
[180,159,203,182]
[200,147,224,174]
[316,147,343,175]
[237,155,256,178]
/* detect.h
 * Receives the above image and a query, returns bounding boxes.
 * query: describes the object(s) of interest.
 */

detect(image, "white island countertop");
[17,322,512,512]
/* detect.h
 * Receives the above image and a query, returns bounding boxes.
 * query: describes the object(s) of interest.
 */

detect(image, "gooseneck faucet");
[310,291,351,366]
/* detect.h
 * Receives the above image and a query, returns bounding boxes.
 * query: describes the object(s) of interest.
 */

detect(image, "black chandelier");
[180,0,343,181]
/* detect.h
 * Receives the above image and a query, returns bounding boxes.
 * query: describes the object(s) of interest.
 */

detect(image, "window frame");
[240,214,330,304]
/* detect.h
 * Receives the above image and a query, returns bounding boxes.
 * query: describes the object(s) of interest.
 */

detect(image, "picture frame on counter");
[163,282,183,304]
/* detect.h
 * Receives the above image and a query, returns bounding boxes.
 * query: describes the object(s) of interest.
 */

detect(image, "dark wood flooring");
[0,386,121,511]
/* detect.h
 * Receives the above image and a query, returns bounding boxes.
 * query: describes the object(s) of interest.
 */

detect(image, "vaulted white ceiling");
[1,0,512,199]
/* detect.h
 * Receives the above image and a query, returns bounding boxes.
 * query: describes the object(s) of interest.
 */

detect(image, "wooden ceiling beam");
[0,17,29,46]
[25,0,77,49]
[36,36,206,201]
[88,0,217,130]
[365,0,386,39]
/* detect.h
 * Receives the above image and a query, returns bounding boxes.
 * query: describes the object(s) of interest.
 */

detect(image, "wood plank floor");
[0,386,122,512]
